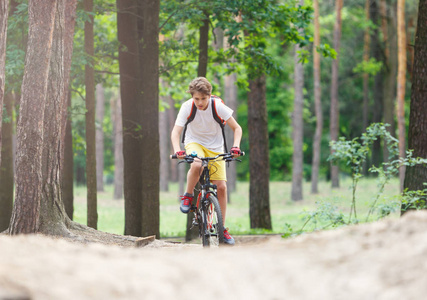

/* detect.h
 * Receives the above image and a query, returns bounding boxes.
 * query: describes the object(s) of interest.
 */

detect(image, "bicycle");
[171,151,244,247]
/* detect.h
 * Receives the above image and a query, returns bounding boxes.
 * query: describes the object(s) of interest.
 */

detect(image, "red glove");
[175,150,186,156]
[230,147,241,156]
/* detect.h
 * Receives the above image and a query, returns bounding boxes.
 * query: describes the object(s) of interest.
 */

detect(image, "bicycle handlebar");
[170,151,245,160]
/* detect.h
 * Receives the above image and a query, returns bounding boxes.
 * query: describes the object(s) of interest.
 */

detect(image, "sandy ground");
[1,211,427,300]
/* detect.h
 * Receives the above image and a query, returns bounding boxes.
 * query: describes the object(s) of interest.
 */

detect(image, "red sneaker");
[223,228,235,245]
[179,193,193,214]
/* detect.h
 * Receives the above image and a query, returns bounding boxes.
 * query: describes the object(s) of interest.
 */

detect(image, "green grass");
[73,177,401,238]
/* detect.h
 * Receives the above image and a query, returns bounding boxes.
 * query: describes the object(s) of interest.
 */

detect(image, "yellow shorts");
[185,143,227,181]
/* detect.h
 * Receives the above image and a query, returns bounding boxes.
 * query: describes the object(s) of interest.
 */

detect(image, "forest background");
[0,0,424,239]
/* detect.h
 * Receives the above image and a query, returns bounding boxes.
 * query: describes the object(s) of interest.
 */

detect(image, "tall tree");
[311,0,322,194]
[138,0,160,238]
[9,0,57,234]
[159,79,169,192]
[84,0,98,229]
[396,0,407,192]
[248,75,272,229]
[113,95,124,200]
[291,0,305,201]
[117,0,143,236]
[362,0,370,132]
[95,83,105,192]
[0,0,8,164]
[402,0,427,213]
[330,0,343,188]
[0,93,13,232]
[61,0,78,220]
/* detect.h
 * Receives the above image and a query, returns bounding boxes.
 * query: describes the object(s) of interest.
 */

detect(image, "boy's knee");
[216,181,227,193]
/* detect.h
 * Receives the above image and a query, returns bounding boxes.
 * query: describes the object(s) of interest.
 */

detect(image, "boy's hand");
[175,150,186,159]
[230,147,242,157]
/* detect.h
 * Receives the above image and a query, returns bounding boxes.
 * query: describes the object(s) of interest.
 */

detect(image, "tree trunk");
[61,0,78,220]
[84,0,98,229]
[63,90,74,219]
[291,45,304,201]
[396,0,407,192]
[96,83,105,192]
[197,11,209,78]
[113,95,124,200]
[137,0,160,238]
[382,3,397,163]
[330,0,343,188]
[159,78,169,192]
[0,92,14,232]
[9,0,57,234]
[311,0,322,194]
[117,0,142,236]
[248,75,272,229]
[362,0,370,132]
[370,0,383,168]
[0,0,8,163]
[402,0,427,213]
[168,95,178,182]
[39,0,70,235]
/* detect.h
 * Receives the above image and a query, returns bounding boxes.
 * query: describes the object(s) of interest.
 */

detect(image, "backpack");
[182,95,228,152]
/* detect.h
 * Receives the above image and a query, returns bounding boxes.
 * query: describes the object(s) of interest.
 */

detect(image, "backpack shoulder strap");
[211,96,228,152]
[182,101,197,143]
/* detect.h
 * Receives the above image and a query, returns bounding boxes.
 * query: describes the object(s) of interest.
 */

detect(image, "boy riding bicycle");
[171,77,243,245]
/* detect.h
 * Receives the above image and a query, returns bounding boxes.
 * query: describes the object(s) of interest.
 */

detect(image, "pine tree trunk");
[96,83,105,192]
[159,79,169,192]
[197,11,209,78]
[63,90,74,219]
[61,0,78,220]
[137,0,160,238]
[248,75,272,229]
[168,95,178,182]
[311,0,322,194]
[330,0,343,188]
[117,0,142,236]
[370,0,383,168]
[39,0,70,235]
[382,3,397,163]
[396,0,407,192]
[9,0,57,234]
[0,93,14,232]
[113,95,124,200]
[402,0,427,213]
[0,0,8,162]
[362,0,370,132]
[84,0,98,229]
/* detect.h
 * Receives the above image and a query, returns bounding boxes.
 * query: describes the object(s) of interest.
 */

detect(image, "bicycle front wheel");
[201,194,225,247]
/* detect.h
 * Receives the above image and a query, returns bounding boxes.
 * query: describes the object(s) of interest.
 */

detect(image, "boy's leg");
[211,180,227,223]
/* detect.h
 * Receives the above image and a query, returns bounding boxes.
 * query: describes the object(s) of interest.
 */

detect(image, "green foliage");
[353,58,383,76]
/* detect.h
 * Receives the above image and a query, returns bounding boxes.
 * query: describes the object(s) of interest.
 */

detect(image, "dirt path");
[1,211,427,300]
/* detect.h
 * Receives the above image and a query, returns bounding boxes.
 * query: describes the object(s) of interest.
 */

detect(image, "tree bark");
[0,92,14,232]
[61,0,78,220]
[330,0,343,188]
[402,0,427,213]
[137,0,160,238]
[96,83,105,192]
[382,3,397,162]
[159,78,169,192]
[63,90,74,219]
[113,95,124,200]
[117,0,142,236]
[248,75,272,229]
[197,12,209,78]
[0,0,8,164]
[311,0,322,194]
[396,0,407,192]
[291,35,304,201]
[9,0,57,234]
[84,0,98,229]
[362,0,370,132]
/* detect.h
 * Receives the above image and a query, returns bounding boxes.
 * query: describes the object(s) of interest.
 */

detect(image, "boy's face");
[192,92,210,111]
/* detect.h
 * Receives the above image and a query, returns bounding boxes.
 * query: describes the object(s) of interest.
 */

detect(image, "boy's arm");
[171,125,184,154]
[226,116,242,149]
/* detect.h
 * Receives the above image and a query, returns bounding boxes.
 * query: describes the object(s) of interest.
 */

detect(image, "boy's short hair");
[187,77,212,95]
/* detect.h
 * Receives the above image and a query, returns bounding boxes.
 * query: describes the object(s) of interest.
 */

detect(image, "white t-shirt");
[175,97,233,153]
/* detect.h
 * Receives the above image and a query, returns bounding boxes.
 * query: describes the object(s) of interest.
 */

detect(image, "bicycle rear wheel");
[201,194,225,247]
